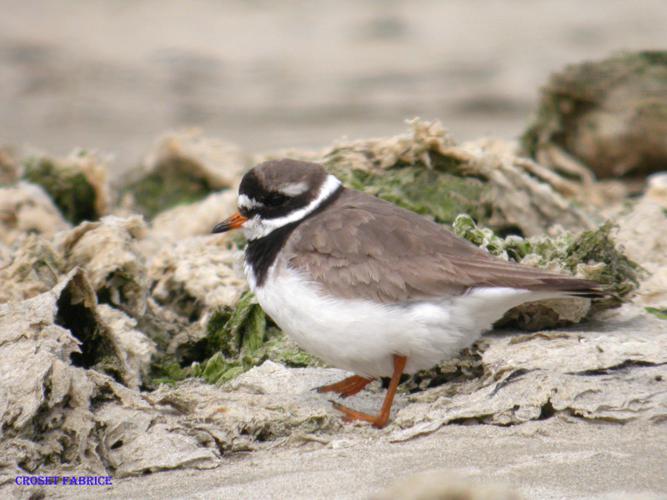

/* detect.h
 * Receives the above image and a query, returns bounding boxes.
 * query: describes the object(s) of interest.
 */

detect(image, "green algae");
[191,292,321,385]
[23,156,99,224]
[149,359,190,387]
[324,149,490,226]
[348,165,486,225]
[150,291,320,386]
[122,158,214,219]
[453,214,641,305]
[645,307,667,320]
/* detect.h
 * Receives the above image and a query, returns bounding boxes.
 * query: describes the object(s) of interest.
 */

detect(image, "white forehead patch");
[238,194,264,210]
[279,181,309,197]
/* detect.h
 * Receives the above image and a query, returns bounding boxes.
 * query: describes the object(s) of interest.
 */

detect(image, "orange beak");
[212,212,248,233]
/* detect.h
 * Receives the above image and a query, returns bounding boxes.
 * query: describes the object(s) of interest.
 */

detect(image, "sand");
[47,419,667,499]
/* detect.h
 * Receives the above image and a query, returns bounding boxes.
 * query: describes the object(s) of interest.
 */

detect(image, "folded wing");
[287,189,603,304]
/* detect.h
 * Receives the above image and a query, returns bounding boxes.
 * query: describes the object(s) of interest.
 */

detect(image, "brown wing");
[286,188,601,303]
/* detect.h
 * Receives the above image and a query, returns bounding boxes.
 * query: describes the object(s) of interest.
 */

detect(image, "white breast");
[249,263,556,378]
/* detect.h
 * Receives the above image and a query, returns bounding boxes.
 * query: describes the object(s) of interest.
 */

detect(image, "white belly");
[251,265,555,378]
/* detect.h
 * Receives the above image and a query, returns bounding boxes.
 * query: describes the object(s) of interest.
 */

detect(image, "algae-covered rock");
[143,233,248,373]
[319,120,594,236]
[22,150,110,224]
[121,130,249,219]
[0,182,70,246]
[452,214,640,329]
[148,234,246,321]
[522,51,667,180]
[57,215,149,317]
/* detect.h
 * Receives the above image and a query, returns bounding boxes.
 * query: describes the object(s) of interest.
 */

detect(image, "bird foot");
[322,355,407,430]
[330,400,389,429]
[315,375,373,398]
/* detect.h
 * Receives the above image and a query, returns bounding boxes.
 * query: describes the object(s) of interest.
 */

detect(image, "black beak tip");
[212,222,229,234]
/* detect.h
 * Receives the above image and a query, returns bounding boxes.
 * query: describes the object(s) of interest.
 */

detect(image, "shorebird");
[213,159,602,428]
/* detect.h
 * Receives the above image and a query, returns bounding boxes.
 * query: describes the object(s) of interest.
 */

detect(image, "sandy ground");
[40,420,667,499]
[1,0,667,175]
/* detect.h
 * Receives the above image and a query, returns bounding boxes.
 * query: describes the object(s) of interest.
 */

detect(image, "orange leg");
[316,375,373,398]
[330,355,407,429]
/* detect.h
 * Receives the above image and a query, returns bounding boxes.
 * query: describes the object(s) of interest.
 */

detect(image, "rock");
[96,304,157,390]
[645,172,667,209]
[22,150,110,224]
[48,270,154,388]
[522,51,667,180]
[95,402,219,477]
[0,271,107,476]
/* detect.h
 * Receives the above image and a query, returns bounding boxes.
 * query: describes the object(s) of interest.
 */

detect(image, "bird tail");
[532,277,608,299]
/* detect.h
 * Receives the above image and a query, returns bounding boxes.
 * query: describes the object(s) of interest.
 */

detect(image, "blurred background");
[1,0,666,177]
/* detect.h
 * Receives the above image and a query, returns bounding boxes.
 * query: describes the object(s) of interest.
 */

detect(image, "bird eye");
[265,192,288,206]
